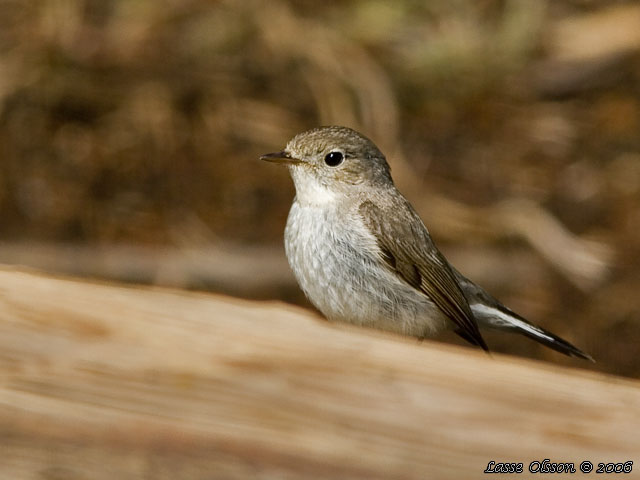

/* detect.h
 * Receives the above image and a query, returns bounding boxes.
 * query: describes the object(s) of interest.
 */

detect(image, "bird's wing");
[359,199,488,351]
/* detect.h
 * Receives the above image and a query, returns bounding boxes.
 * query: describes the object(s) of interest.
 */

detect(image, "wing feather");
[359,199,488,350]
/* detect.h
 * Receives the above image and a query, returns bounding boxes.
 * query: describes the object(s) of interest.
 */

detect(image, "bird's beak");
[260,150,301,165]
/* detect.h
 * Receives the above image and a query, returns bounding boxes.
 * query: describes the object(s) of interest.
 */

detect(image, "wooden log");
[0,267,638,479]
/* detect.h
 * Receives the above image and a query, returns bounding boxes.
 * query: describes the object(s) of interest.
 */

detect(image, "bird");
[261,125,593,361]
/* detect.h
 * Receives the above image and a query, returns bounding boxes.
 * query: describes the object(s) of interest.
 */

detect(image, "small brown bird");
[262,126,593,361]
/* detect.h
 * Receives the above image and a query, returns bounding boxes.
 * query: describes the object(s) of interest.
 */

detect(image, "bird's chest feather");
[285,200,376,313]
[285,201,370,299]
[284,199,425,331]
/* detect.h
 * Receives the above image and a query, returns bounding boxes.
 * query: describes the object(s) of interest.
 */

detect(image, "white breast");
[284,199,449,338]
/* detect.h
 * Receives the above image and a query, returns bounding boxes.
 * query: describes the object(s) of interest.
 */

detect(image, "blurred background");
[0,0,638,376]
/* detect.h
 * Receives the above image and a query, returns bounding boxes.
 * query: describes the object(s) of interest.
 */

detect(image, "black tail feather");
[508,314,594,362]
[484,304,594,362]
[453,268,594,361]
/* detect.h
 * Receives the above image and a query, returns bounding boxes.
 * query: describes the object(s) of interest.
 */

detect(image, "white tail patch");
[470,303,555,343]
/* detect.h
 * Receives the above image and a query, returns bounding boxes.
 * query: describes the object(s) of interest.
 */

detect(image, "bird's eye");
[324,151,344,167]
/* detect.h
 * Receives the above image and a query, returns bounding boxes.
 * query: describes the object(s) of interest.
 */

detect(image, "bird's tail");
[470,302,594,361]
[453,268,594,361]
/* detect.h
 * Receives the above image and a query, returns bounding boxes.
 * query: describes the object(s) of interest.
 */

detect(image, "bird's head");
[261,126,393,204]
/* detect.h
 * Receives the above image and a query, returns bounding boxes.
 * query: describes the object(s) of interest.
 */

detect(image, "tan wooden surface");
[0,267,638,479]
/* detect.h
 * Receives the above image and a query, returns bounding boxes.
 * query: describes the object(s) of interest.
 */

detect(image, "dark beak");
[260,150,301,165]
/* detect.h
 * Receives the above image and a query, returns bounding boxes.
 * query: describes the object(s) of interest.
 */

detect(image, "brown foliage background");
[1,0,639,376]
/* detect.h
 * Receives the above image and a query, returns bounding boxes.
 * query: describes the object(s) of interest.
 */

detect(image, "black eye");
[324,151,344,166]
